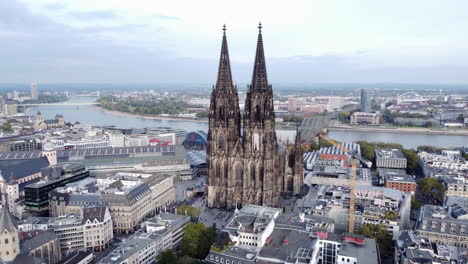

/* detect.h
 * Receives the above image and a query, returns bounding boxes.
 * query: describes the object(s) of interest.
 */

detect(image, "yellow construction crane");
[319,134,358,233]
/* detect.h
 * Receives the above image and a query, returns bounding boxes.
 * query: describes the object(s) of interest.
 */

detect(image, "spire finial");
[223,24,227,35]
[258,22,262,33]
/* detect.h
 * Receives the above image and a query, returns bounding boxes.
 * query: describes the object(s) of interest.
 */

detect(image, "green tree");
[177,205,201,222]
[180,223,216,259]
[411,196,422,211]
[319,137,335,148]
[419,178,445,204]
[157,249,177,264]
[383,211,398,220]
[309,142,320,151]
[357,141,375,161]
[356,224,393,259]
[402,149,420,175]
[338,111,351,123]
[196,111,209,119]
[0,122,12,132]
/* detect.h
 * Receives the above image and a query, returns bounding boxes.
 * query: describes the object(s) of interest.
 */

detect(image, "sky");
[1,0,468,84]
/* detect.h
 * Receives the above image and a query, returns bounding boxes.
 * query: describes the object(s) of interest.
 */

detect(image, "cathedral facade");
[207,24,303,209]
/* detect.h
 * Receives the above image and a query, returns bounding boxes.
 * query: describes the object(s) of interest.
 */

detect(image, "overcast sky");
[1,0,468,84]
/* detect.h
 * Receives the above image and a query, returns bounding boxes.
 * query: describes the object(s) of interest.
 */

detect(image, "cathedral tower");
[242,23,281,207]
[207,25,242,208]
[207,24,304,210]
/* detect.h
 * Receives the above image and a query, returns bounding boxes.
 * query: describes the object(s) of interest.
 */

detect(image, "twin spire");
[215,24,234,92]
[215,23,268,93]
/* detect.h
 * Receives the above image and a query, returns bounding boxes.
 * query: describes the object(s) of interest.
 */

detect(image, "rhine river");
[25,96,208,132]
[26,96,467,149]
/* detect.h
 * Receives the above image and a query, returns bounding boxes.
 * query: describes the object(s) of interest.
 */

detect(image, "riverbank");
[92,105,209,123]
[328,124,468,136]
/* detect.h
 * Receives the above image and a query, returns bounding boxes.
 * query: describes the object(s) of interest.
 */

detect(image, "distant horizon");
[1,82,467,93]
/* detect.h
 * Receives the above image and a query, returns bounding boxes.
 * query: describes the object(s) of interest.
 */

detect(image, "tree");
[180,223,216,259]
[177,205,201,222]
[309,142,320,151]
[157,249,177,264]
[401,149,420,175]
[196,111,209,119]
[0,122,12,132]
[357,141,375,161]
[338,111,351,123]
[411,196,422,211]
[419,178,445,205]
[319,137,334,148]
[356,224,393,259]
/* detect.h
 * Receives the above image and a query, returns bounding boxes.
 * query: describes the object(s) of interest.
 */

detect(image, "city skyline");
[1,0,468,84]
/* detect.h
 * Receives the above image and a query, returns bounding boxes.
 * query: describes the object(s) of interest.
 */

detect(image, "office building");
[360,88,370,112]
[31,83,39,101]
[24,163,90,214]
[375,148,407,169]
[379,168,416,195]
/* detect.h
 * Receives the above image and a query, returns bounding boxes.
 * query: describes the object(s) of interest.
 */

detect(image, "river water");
[327,129,468,149]
[25,96,467,149]
[25,96,208,132]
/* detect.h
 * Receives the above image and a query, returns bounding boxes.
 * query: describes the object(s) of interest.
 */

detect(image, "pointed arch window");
[255,105,261,123]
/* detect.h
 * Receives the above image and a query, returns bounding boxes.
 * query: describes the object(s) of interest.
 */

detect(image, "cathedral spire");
[295,122,302,145]
[215,24,234,92]
[250,22,269,92]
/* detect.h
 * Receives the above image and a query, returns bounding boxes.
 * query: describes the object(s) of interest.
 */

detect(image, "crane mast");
[319,134,358,233]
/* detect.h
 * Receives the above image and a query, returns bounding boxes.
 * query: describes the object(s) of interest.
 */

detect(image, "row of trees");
[98,95,200,116]
[382,109,430,124]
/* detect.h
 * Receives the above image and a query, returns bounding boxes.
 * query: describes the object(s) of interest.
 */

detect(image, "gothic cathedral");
[207,24,303,209]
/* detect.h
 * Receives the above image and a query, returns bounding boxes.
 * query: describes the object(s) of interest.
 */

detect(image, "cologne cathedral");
[207,24,303,209]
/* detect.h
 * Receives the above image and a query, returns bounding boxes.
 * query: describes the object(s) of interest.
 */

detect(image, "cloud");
[151,13,180,21]
[44,3,66,11]
[78,24,150,33]
[68,10,120,20]
[1,0,467,84]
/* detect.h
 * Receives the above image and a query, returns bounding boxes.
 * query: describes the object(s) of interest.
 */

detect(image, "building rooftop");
[100,237,154,264]
[21,231,58,253]
[337,237,379,264]
[375,148,406,159]
[0,204,17,233]
[0,157,49,184]
[258,228,318,263]
[138,213,190,238]
[379,168,416,183]
[101,182,152,206]
[57,251,93,264]
[206,247,257,264]
[416,205,468,237]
